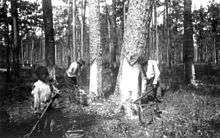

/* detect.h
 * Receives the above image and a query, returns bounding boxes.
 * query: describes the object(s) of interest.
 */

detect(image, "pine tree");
[183,0,194,84]
[88,0,103,100]
[118,0,152,118]
[42,0,56,80]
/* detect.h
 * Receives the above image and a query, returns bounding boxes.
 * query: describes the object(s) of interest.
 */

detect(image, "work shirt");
[146,60,160,85]
[31,80,51,111]
[31,80,58,111]
[66,61,80,78]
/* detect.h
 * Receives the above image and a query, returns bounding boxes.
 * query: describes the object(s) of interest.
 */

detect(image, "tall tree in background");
[72,0,77,61]
[81,0,86,59]
[183,0,194,84]
[42,0,56,80]
[209,2,220,64]
[118,0,151,118]
[109,0,118,69]
[88,0,103,99]
[165,0,170,66]
[154,0,159,61]
[0,0,10,81]
[11,0,20,75]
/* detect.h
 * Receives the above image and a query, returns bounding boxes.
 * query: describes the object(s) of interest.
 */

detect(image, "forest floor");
[0,64,220,138]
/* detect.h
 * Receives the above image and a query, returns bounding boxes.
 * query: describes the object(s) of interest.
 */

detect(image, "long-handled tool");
[133,88,153,104]
[24,92,59,138]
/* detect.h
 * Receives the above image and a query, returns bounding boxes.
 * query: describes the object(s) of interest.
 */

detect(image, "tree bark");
[42,0,56,80]
[110,0,118,69]
[118,0,151,118]
[80,0,86,59]
[67,0,72,63]
[183,0,194,84]
[154,2,158,61]
[11,0,20,76]
[88,0,103,99]
[72,0,77,61]
[165,0,170,67]
[1,0,11,81]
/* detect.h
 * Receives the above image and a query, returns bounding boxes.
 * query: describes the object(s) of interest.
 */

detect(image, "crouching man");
[64,59,88,105]
[31,66,62,137]
[64,59,85,88]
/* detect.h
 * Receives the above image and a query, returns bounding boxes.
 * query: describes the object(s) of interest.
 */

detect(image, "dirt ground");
[1,87,220,138]
[0,65,220,138]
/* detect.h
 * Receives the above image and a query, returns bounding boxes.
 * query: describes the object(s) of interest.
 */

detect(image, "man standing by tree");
[142,59,161,102]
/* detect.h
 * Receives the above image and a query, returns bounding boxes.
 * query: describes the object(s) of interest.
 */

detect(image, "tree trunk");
[21,40,24,67]
[42,0,56,80]
[11,0,20,76]
[88,0,103,100]
[31,39,34,67]
[112,0,118,67]
[72,0,77,61]
[118,0,151,118]
[183,0,194,84]
[81,0,86,59]
[165,0,170,67]
[154,1,158,61]
[104,0,119,97]
[67,0,72,63]
[1,0,11,81]
[213,37,217,64]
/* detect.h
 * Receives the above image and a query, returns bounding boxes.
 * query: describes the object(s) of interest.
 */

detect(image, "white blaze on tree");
[89,60,98,95]
[88,0,103,99]
[118,0,152,118]
[119,58,141,113]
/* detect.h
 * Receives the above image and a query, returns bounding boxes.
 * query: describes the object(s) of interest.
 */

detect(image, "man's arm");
[66,62,78,77]
[140,65,147,80]
[152,61,160,85]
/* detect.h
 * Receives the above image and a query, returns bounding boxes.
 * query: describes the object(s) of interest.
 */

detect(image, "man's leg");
[71,77,78,86]
[151,81,161,103]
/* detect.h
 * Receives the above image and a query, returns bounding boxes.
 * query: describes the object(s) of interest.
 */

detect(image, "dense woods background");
[0,0,220,137]
[0,0,219,80]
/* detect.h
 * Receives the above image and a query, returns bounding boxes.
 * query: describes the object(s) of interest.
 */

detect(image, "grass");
[149,86,220,137]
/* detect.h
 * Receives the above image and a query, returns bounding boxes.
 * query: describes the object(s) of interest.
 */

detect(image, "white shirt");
[66,61,79,77]
[146,60,160,85]
[31,80,52,110]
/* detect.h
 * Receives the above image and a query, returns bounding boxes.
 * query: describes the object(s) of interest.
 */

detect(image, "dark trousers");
[146,77,159,98]
[64,73,77,89]
[38,108,64,138]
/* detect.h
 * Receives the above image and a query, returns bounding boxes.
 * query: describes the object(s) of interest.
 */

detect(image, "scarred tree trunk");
[183,0,194,84]
[42,0,56,80]
[88,0,103,100]
[118,0,151,118]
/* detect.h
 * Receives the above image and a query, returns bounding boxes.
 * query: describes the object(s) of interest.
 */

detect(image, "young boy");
[31,66,60,137]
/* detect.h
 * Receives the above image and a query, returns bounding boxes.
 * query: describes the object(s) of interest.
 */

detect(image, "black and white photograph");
[0,0,220,137]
